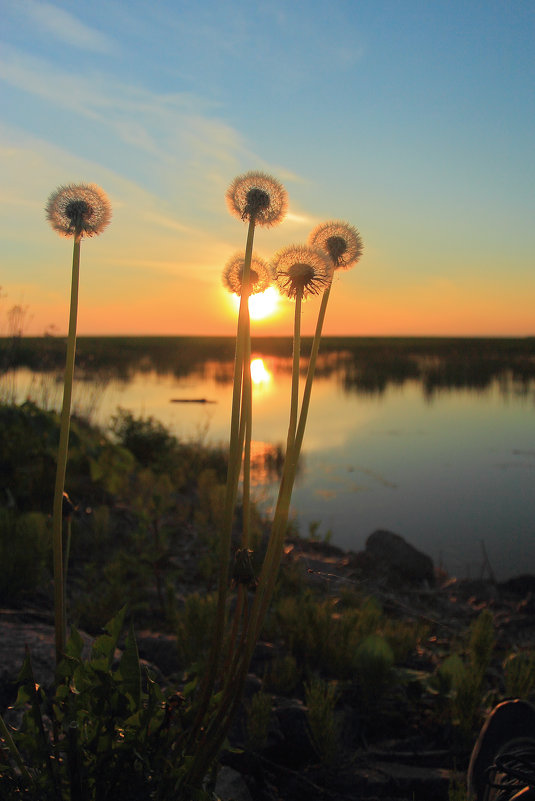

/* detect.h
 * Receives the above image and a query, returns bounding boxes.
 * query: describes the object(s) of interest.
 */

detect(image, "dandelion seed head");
[222,252,272,296]
[46,183,112,237]
[226,171,288,227]
[272,245,330,300]
[309,220,363,270]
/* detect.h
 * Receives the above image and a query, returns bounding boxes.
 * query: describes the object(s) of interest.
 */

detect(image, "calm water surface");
[7,341,535,580]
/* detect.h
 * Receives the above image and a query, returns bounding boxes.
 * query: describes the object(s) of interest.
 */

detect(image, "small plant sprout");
[45,183,111,664]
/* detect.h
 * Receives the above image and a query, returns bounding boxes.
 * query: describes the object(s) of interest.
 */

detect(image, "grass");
[1,400,534,798]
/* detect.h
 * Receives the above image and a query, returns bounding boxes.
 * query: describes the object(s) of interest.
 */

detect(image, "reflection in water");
[249,440,284,486]
[3,337,535,579]
[250,358,271,385]
[3,335,534,399]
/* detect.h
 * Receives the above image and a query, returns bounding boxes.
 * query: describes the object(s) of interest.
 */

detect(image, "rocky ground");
[2,530,535,801]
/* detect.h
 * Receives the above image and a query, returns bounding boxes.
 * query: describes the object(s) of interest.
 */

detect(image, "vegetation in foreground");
[1,401,534,800]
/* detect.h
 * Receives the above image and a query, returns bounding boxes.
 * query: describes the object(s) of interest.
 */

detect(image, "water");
[4,338,535,580]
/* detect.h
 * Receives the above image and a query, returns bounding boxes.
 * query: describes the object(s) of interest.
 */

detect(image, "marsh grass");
[304,676,340,765]
[503,651,535,699]
[4,335,535,398]
[245,690,272,752]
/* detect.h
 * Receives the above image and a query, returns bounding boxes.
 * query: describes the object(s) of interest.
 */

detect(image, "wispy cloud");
[17,0,116,53]
[0,44,248,184]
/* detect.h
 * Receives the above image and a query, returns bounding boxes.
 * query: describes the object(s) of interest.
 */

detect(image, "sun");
[232,286,280,320]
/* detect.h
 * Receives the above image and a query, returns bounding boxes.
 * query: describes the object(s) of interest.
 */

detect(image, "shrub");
[246,691,272,752]
[353,634,395,711]
[503,651,535,699]
[175,592,218,669]
[304,676,340,765]
[0,509,50,601]
[0,609,198,800]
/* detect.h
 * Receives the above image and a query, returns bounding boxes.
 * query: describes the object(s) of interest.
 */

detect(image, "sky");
[1,0,534,337]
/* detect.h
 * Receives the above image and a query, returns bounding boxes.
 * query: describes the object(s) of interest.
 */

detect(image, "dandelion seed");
[226,171,288,227]
[308,220,363,270]
[272,245,330,300]
[46,183,112,237]
[222,253,273,296]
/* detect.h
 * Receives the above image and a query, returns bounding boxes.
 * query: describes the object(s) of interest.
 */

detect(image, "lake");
[3,336,534,580]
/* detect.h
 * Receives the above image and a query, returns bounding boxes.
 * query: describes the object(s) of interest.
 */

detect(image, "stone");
[266,697,316,766]
[364,529,435,586]
[136,630,179,677]
[215,765,254,801]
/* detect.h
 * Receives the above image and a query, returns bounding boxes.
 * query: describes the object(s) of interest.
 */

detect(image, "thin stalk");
[293,276,333,461]
[64,514,72,621]
[241,314,252,548]
[189,216,255,739]
[286,291,302,455]
[52,228,81,665]
[242,276,334,663]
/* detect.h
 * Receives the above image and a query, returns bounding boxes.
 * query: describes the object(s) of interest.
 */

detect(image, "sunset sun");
[232,286,280,320]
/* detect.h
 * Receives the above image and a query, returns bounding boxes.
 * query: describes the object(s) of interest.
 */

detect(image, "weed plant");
[304,676,340,765]
[5,175,526,799]
[503,651,535,700]
[245,691,272,753]
[0,175,368,798]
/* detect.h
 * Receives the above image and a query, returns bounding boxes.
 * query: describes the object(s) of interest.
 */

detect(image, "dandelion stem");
[294,274,332,460]
[243,276,334,662]
[286,290,302,454]
[52,229,81,665]
[242,322,252,548]
[191,216,255,738]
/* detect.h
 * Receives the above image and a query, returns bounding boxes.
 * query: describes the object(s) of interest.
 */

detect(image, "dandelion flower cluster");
[46,183,112,237]
[272,245,330,300]
[226,171,288,227]
[309,220,363,270]
[222,253,272,296]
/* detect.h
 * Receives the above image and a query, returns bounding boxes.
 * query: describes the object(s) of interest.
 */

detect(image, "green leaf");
[92,606,127,667]
[65,625,85,660]
[119,623,142,708]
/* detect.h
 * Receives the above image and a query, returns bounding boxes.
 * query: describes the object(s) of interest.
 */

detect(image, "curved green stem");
[52,229,81,665]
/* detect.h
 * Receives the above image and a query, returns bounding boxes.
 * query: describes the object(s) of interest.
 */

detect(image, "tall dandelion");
[190,174,286,765]
[300,221,363,461]
[46,183,111,664]
[309,219,363,270]
[272,245,330,452]
[222,253,273,547]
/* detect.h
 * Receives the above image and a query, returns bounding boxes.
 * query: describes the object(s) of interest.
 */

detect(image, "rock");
[0,610,95,702]
[267,698,316,766]
[364,530,435,586]
[136,630,179,677]
[215,765,254,801]
[499,574,535,595]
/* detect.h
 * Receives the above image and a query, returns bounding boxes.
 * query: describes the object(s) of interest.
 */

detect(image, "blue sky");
[1,0,534,335]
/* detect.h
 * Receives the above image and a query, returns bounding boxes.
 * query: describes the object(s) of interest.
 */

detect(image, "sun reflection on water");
[250,357,272,385]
